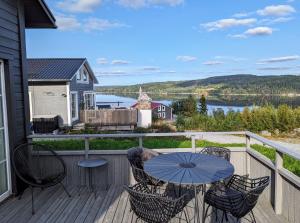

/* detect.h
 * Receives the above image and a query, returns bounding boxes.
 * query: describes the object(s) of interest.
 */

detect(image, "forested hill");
[97,74,300,95]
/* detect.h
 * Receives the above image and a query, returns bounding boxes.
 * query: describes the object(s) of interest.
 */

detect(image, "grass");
[251,144,300,176]
[36,138,300,177]
[36,137,244,151]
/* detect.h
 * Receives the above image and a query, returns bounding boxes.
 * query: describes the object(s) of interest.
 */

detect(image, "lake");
[95,93,300,114]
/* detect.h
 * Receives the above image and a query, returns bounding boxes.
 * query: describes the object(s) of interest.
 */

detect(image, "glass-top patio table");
[144,152,234,223]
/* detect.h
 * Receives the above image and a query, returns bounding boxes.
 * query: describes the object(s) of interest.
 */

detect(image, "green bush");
[176,104,300,134]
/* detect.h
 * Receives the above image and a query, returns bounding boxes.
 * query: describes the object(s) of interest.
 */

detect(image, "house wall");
[70,64,94,123]
[29,83,69,127]
[0,0,29,192]
[152,105,172,120]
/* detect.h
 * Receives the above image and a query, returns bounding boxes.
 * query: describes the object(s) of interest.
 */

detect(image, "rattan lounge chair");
[11,143,71,214]
[125,182,190,223]
[203,175,270,223]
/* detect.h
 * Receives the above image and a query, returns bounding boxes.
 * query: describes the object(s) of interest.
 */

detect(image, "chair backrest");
[12,143,66,187]
[228,175,270,218]
[201,146,231,161]
[127,147,144,169]
[124,183,186,223]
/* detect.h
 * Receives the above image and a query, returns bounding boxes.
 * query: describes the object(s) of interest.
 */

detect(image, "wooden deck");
[0,185,288,223]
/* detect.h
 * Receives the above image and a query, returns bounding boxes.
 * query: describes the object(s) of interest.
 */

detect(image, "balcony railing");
[27,131,300,222]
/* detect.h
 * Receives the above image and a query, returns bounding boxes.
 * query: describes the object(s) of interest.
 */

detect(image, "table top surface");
[144,152,234,185]
[78,159,108,168]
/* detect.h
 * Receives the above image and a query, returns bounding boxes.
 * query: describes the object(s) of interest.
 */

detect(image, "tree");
[199,95,208,115]
[171,95,197,116]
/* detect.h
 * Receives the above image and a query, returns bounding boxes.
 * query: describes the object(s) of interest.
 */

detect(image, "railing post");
[246,135,251,176]
[85,137,90,159]
[139,137,143,148]
[275,151,283,214]
[191,135,196,153]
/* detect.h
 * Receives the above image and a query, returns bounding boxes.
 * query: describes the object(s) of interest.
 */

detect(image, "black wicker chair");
[11,143,71,214]
[125,182,189,223]
[203,175,270,223]
[200,147,231,161]
[127,147,164,189]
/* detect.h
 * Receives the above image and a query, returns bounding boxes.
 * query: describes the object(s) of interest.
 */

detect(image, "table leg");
[88,168,93,193]
[194,186,201,223]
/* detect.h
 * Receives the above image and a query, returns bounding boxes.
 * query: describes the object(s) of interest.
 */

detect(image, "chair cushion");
[141,148,159,162]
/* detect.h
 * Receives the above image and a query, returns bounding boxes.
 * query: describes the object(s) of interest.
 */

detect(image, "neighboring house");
[150,102,173,120]
[28,58,98,127]
[132,102,173,120]
[0,0,56,201]
[131,87,173,120]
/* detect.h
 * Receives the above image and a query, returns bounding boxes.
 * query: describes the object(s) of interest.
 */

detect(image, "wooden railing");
[28,131,300,218]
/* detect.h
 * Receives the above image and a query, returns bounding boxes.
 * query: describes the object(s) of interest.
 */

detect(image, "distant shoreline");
[96,91,300,97]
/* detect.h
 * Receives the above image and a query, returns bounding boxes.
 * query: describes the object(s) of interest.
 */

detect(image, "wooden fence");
[80,109,138,126]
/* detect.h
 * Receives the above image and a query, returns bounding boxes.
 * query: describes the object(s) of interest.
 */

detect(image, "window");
[158,106,161,111]
[71,92,78,120]
[158,113,161,118]
[83,70,88,82]
[84,93,95,110]
[76,71,81,80]
[76,68,89,84]
[162,105,165,111]
[162,112,166,119]
[0,60,11,202]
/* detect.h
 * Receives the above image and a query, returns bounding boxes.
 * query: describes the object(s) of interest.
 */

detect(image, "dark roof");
[24,0,56,28]
[27,58,98,83]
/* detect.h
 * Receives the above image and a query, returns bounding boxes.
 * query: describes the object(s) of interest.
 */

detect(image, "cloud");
[259,55,300,63]
[203,61,224,65]
[259,17,294,25]
[176,56,197,62]
[55,14,128,32]
[244,27,273,36]
[57,0,102,13]
[95,70,128,76]
[111,60,130,65]
[141,66,160,71]
[232,12,254,18]
[201,18,257,31]
[84,18,127,31]
[258,67,291,71]
[230,27,273,39]
[117,0,184,9]
[214,56,247,62]
[55,14,81,31]
[257,5,296,17]
[97,58,109,64]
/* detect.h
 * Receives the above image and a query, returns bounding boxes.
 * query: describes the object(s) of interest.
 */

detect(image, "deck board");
[0,185,288,223]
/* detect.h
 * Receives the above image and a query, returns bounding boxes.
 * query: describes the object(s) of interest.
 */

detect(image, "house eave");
[24,0,57,29]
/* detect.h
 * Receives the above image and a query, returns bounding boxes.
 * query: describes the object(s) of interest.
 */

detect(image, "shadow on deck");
[0,185,288,223]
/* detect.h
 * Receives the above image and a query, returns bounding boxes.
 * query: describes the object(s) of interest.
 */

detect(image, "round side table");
[77,159,108,196]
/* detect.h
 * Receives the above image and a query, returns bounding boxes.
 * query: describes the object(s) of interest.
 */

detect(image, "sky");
[26,0,300,86]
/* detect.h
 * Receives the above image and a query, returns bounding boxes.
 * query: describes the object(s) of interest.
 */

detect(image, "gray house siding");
[0,0,29,192]
[69,64,94,123]
[152,105,172,120]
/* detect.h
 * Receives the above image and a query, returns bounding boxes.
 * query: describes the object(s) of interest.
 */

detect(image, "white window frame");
[158,106,161,112]
[77,67,89,84]
[157,113,161,118]
[162,105,165,111]
[70,91,79,121]
[0,60,11,202]
[162,112,166,119]
[76,71,81,81]
[83,91,95,110]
